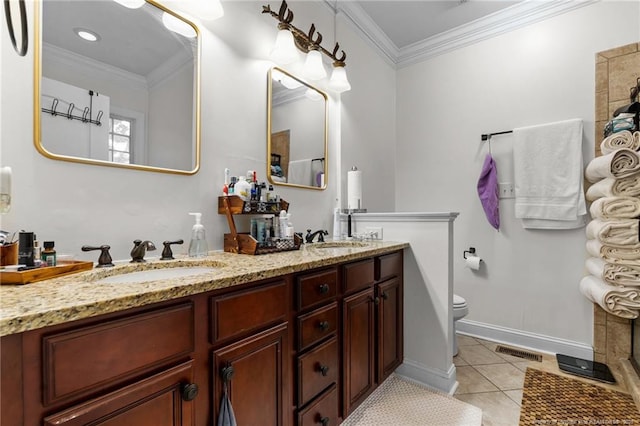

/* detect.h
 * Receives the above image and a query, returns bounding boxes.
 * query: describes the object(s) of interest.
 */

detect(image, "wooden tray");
[0,260,94,285]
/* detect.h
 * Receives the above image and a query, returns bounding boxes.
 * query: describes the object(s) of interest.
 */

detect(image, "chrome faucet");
[305,229,329,243]
[130,239,156,263]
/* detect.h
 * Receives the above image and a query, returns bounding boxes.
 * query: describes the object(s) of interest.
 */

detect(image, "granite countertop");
[0,240,408,337]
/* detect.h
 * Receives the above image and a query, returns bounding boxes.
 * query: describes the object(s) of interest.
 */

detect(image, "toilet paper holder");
[463,247,477,259]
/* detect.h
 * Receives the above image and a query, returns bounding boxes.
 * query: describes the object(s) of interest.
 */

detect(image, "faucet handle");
[161,239,184,260]
[81,245,114,268]
[319,230,328,243]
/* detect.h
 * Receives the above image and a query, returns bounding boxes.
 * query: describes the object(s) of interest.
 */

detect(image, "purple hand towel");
[477,153,500,230]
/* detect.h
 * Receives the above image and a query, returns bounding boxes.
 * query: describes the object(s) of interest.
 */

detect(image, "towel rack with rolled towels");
[481,130,513,141]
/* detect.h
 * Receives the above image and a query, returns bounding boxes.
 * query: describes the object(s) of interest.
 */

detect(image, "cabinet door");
[43,361,196,426]
[377,277,403,382]
[213,323,290,426]
[342,287,375,416]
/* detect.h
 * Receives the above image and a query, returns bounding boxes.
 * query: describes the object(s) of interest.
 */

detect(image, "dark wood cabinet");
[42,361,196,426]
[213,323,290,426]
[0,250,403,426]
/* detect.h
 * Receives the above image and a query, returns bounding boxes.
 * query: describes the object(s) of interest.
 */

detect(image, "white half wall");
[350,212,459,393]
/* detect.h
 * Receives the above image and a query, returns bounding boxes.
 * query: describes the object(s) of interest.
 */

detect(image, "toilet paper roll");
[347,169,362,210]
[465,256,482,270]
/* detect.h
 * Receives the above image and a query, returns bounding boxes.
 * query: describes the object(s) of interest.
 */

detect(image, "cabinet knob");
[318,321,330,331]
[320,416,330,426]
[318,283,330,294]
[318,364,330,376]
[180,383,199,401]
[370,296,380,306]
[381,291,389,300]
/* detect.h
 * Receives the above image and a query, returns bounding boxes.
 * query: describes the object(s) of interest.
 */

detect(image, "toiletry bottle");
[267,185,274,202]
[33,240,42,267]
[285,213,294,239]
[18,231,35,267]
[279,210,288,239]
[188,212,208,257]
[222,168,230,196]
[229,176,237,195]
[235,176,251,201]
[42,241,57,266]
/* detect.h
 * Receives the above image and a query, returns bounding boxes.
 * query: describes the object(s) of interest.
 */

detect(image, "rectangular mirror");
[267,67,328,189]
[34,0,201,175]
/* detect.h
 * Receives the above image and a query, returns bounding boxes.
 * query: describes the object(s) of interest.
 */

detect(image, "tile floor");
[453,334,532,426]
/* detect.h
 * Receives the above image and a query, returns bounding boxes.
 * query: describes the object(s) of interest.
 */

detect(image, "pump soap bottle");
[188,212,208,257]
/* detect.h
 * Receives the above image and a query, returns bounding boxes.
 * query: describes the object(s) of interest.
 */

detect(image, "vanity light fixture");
[73,28,101,42]
[262,0,350,92]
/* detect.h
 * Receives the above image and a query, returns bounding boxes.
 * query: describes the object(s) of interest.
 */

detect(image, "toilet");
[453,294,469,356]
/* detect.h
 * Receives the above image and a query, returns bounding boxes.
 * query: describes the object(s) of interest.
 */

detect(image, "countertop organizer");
[218,195,302,255]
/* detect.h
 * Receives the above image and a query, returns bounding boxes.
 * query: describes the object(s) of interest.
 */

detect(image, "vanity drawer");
[298,337,338,406]
[297,302,338,351]
[377,251,402,282]
[297,384,338,426]
[343,258,375,294]
[42,303,194,405]
[296,268,338,311]
[211,280,288,343]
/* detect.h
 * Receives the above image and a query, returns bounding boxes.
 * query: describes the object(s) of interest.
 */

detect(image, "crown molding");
[334,0,599,69]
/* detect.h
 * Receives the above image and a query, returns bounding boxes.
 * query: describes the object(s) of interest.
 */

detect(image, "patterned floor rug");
[519,368,640,425]
[342,374,483,426]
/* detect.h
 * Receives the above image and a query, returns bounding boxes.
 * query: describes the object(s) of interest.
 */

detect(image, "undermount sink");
[308,241,371,249]
[91,261,226,284]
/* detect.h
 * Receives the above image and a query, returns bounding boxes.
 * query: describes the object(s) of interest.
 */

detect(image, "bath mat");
[519,368,640,425]
[342,374,482,426]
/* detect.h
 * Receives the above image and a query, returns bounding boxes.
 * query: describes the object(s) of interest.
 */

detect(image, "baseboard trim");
[396,359,457,395]
[457,319,593,361]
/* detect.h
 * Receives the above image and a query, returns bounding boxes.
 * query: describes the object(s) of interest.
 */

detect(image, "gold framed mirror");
[267,67,328,190]
[34,0,201,175]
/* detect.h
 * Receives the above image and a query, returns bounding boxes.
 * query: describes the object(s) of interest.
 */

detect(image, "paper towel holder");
[463,247,477,259]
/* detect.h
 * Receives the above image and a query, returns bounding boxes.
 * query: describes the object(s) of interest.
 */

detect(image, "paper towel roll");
[465,256,482,270]
[347,169,362,210]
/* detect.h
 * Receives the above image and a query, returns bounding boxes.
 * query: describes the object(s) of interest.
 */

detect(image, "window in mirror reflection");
[268,67,328,190]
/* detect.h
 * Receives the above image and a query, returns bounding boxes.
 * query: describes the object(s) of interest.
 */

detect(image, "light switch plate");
[498,182,515,199]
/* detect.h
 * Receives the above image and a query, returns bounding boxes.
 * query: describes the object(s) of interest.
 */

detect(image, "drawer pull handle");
[180,383,199,401]
[320,416,330,426]
[318,321,330,331]
[318,283,330,294]
[381,291,389,300]
[318,364,330,376]
[370,296,380,306]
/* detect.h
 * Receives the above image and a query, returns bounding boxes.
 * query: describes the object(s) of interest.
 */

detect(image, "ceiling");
[354,0,521,49]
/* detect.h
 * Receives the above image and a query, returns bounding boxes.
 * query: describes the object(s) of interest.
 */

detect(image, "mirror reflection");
[36,0,200,174]
[267,67,327,189]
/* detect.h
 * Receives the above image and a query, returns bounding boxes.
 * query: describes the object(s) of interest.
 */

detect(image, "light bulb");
[270,29,299,65]
[303,49,326,81]
[329,65,351,93]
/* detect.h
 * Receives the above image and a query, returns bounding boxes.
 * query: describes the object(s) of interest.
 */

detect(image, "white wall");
[0,1,395,262]
[395,1,640,352]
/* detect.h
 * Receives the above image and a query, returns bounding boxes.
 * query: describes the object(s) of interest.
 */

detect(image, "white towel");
[586,257,640,287]
[589,196,640,219]
[586,172,640,200]
[579,274,640,319]
[288,159,313,186]
[600,130,639,154]
[586,218,640,247]
[586,239,640,267]
[585,148,640,183]
[513,119,586,229]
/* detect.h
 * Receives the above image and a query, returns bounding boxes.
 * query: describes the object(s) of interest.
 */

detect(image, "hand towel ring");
[4,0,28,57]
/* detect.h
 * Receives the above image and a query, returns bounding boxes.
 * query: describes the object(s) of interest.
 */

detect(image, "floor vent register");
[495,345,543,362]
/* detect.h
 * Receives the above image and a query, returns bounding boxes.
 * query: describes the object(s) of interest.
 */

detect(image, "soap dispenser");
[188,212,208,257]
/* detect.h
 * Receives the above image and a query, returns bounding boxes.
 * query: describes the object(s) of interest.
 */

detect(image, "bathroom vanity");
[0,241,406,426]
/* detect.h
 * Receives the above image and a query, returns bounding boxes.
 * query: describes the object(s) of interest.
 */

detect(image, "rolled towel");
[586,172,640,200]
[589,196,640,219]
[600,130,639,154]
[585,148,640,183]
[586,257,640,287]
[586,219,640,246]
[586,239,640,267]
[579,274,640,319]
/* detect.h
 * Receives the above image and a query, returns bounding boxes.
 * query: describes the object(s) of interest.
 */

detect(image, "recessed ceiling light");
[73,28,101,42]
